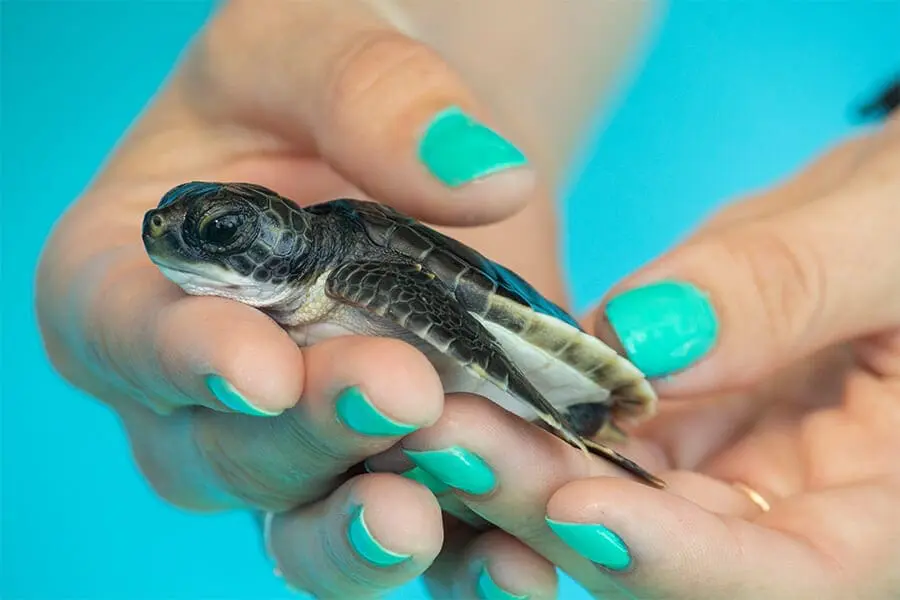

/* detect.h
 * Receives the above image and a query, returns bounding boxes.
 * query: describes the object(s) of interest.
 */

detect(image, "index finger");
[194,0,536,226]
[74,248,304,416]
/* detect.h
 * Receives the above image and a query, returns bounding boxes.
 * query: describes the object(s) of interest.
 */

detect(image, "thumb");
[191,0,536,226]
[544,478,829,599]
[592,183,900,396]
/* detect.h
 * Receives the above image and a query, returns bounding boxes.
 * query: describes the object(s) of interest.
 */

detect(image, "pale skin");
[35,1,900,598]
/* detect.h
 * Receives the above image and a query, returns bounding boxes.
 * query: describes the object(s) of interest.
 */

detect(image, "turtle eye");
[199,214,242,247]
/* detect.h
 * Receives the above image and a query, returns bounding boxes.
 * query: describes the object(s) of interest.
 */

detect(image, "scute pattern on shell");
[323,199,583,329]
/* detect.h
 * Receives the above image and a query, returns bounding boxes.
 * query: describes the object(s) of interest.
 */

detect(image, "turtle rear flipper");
[582,438,666,489]
[324,259,587,454]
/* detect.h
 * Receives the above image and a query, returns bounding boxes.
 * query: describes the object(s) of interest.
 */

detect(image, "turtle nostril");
[145,212,167,238]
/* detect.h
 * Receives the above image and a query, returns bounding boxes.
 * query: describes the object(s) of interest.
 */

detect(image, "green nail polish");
[361,461,449,494]
[476,565,529,600]
[545,518,631,571]
[335,386,418,437]
[419,105,528,187]
[347,505,411,567]
[403,446,496,495]
[400,466,451,495]
[604,280,719,378]
[205,375,280,417]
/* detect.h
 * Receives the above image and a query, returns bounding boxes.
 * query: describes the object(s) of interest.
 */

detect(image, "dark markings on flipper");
[323,259,588,454]
[565,402,628,443]
[608,381,655,421]
[582,437,666,489]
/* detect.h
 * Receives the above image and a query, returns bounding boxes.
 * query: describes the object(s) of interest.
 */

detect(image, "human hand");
[35,1,551,596]
[366,119,900,599]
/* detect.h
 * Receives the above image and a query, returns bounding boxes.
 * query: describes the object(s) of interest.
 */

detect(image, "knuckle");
[718,225,828,351]
[85,261,159,393]
[191,410,339,511]
[190,413,284,510]
[320,28,459,131]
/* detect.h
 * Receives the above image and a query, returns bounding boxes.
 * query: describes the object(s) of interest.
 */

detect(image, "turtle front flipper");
[323,259,588,454]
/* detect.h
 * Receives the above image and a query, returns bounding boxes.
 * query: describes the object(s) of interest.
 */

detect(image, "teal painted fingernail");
[335,386,418,437]
[400,466,451,495]
[476,565,529,600]
[419,105,529,187]
[362,459,450,495]
[545,518,631,571]
[205,375,280,417]
[604,280,719,378]
[347,505,411,567]
[403,446,496,495]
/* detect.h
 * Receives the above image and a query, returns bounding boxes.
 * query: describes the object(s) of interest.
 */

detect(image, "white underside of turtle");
[283,281,631,426]
[159,263,650,430]
[288,315,605,423]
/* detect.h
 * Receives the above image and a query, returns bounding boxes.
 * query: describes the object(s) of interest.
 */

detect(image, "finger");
[543,478,836,599]
[695,132,877,235]
[68,252,303,416]
[441,529,559,600]
[377,393,666,586]
[198,0,536,226]
[591,173,900,397]
[122,335,444,511]
[364,452,491,531]
[266,473,443,599]
[418,516,482,600]
[382,394,777,597]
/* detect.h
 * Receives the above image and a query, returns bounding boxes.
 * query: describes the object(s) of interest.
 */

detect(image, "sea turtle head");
[142,181,314,308]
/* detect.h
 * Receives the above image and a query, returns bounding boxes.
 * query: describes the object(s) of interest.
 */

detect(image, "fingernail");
[476,565,529,600]
[347,505,411,567]
[419,105,529,187]
[205,375,281,416]
[545,518,631,571]
[362,459,450,495]
[335,386,418,437]
[403,446,496,495]
[604,280,719,378]
[400,466,451,495]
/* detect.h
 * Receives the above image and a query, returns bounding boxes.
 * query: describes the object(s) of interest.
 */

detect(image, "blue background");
[3,2,898,598]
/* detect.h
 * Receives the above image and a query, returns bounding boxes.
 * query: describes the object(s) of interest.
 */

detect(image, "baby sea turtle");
[142,182,664,488]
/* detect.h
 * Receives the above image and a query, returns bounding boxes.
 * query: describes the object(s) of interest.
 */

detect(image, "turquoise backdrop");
[3,1,898,598]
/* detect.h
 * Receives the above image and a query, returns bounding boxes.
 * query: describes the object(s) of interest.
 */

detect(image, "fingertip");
[461,531,558,600]
[544,477,828,598]
[544,477,678,575]
[304,335,445,429]
[156,296,304,414]
[310,25,537,227]
[205,375,283,417]
[407,165,537,227]
[351,472,444,563]
[269,473,445,597]
[408,105,538,225]
[544,476,754,575]
[546,476,686,537]
[599,279,720,382]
